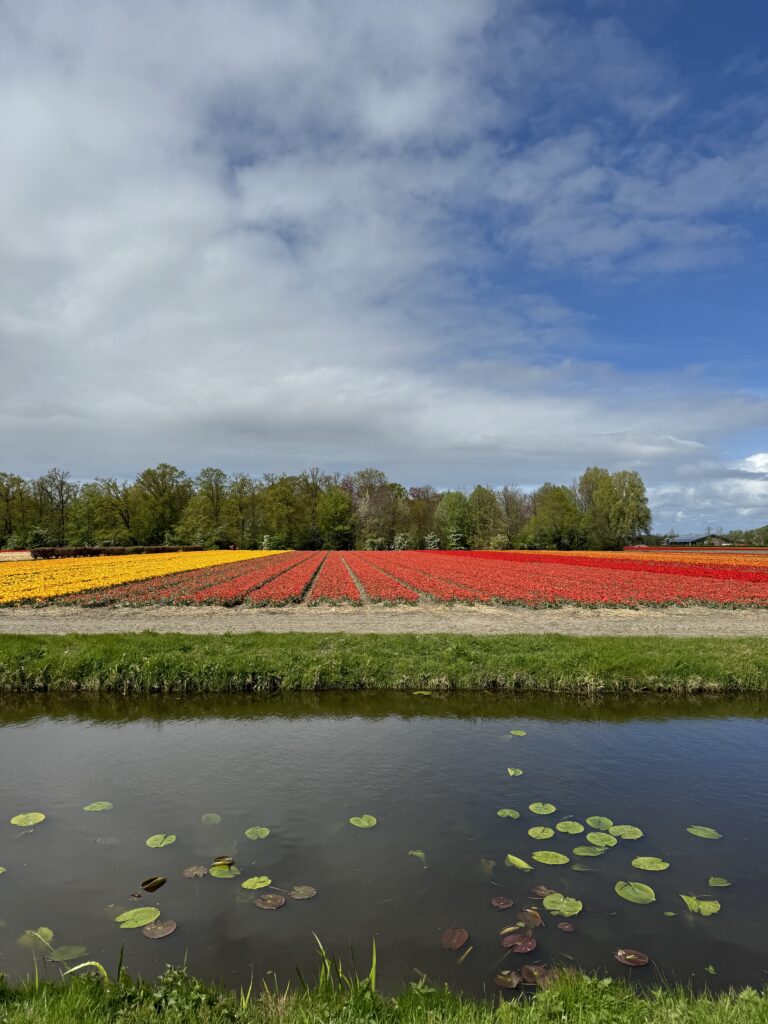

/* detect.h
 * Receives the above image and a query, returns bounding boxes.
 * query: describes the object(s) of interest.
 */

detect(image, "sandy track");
[1,604,768,636]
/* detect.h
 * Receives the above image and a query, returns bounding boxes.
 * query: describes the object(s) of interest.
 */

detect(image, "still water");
[1,692,766,993]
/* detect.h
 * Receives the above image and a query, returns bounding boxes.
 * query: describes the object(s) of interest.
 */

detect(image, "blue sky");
[0,0,766,532]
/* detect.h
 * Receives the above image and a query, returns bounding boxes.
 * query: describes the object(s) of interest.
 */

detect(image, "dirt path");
[1,604,768,636]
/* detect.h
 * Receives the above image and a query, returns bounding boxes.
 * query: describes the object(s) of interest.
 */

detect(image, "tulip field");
[3,547,768,607]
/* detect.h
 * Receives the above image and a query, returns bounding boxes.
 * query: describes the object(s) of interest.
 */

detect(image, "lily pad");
[408,849,427,866]
[586,831,617,848]
[501,933,537,953]
[17,927,54,951]
[507,768,524,777]
[201,813,221,826]
[542,892,582,917]
[573,845,604,858]
[83,802,113,812]
[10,812,45,827]
[532,851,569,866]
[687,826,722,840]
[505,853,533,871]
[680,894,721,917]
[509,730,527,736]
[244,826,270,840]
[609,825,643,840]
[497,808,520,819]
[0,867,5,875]
[145,834,175,849]
[142,919,177,939]
[50,945,87,962]
[631,857,669,872]
[212,856,234,867]
[521,964,551,987]
[516,908,543,929]
[491,896,514,910]
[585,816,613,830]
[528,803,556,815]
[115,907,160,929]
[241,875,272,891]
[255,893,285,910]
[183,865,208,879]
[349,815,377,829]
[289,885,317,900]
[141,876,167,893]
[528,826,555,840]
[441,927,468,950]
[495,969,522,989]
[615,880,656,905]
[708,877,731,887]
[556,821,584,835]
[614,948,649,967]
[209,864,240,879]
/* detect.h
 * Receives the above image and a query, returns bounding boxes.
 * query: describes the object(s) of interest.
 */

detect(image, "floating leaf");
[708,877,731,887]
[528,803,556,815]
[17,927,54,951]
[521,964,551,987]
[571,863,591,872]
[289,885,317,900]
[705,964,717,975]
[631,857,669,872]
[210,864,240,879]
[10,812,45,827]
[141,876,166,893]
[609,825,643,840]
[501,934,537,953]
[614,948,649,967]
[183,865,208,879]
[83,802,113,813]
[244,826,270,840]
[497,809,520,819]
[516,908,543,929]
[241,875,272,891]
[0,867,5,875]
[145,834,175,849]
[528,826,554,840]
[255,893,286,910]
[349,815,377,829]
[542,892,582,917]
[491,896,514,910]
[615,881,656,905]
[680,895,720,917]
[505,853,533,871]
[573,846,604,858]
[50,945,87,962]
[532,851,569,866]
[115,907,160,929]
[507,768,524,777]
[495,970,522,989]
[509,730,527,737]
[408,849,427,866]
[557,921,575,932]
[687,826,722,840]
[441,927,468,950]
[556,821,584,835]
[585,816,613,830]
[663,911,677,917]
[201,814,221,826]
[212,856,234,867]
[142,919,177,939]
[586,832,617,848]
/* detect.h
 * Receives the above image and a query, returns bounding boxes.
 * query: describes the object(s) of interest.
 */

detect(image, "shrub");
[30,546,203,559]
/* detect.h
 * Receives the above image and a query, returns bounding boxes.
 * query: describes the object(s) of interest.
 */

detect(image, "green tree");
[525,483,584,549]
[435,491,470,549]
[134,464,193,543]
[467,485,504,549]
[318,486,355,549]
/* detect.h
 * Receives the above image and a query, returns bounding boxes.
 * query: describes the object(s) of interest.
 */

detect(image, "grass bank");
[1,633,767,693]
[1,967,767,1024]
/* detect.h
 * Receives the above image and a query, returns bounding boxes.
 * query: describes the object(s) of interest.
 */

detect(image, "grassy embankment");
[1,966,767,1024]
[1,633,767,693]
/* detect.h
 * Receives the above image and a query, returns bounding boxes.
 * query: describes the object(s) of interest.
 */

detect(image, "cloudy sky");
[1,0,767,532]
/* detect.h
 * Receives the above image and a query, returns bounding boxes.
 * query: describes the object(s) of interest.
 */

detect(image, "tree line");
[0,464,654,552]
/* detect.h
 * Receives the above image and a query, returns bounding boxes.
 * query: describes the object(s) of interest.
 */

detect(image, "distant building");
[663,533,729,547]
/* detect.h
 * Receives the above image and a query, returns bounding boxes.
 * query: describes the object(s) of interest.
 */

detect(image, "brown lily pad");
[501,934,537,953]
[289,885,317,900]
[530,885,555,898]
[183,865,208,879]
[614,948,649,967]
[142,919,177,940]
[495,969,522,989]
[441,927,469,951]
[522,964,551,987]
[141,876,166,893]
[557,922,575,932]
[212,856,234,867]
[255,894,286,910]
[491,896,514,910]
[517,908,543,929]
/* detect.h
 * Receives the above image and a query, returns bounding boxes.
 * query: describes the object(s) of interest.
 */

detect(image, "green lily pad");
[663,911,677,917]
[209,864,240,879]
[507,768,524,777]
[615,881,656,905]
[528,827,555,840]
[497,809,520,819]
[201,814,221,826]
[0,867,6,875]
[17,927,54,951]
[705,964,717,975]
[680,894,720,916]
[708,877,731,887]
[509,730,527,736]
[244,826,270,840]
[532,850,569,866]
[585,816,613,830]
[609,825,643,840]
[146,834,176,848]
[115,907,160,929]
[687,826,722,840]
[349,815,377,829]
[631,856,669,872]
[83,802,113,812]
[50,945,88,962]
[586,832,617,848]
[241,875,272,891]
[542,892,582,917]
[573,845,604,857]
[570,863,591,872]
[505,853,533,871]
[10,812,45,827]
[408,849,427,866]
[528,803,556,815]
[556,821,584,835]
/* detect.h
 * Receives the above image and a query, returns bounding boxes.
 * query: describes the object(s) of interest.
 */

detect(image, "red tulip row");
[247,551,327,606]
[308,552,362,604]
[354,551,490,603]
[342,552,419,602]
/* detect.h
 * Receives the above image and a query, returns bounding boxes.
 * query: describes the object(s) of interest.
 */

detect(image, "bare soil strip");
[1,604,768,636]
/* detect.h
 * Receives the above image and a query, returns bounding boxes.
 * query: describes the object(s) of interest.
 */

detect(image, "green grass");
[0,632,767,693]
[0,966,766,1024]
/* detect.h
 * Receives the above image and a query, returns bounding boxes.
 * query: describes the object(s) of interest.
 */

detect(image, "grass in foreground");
[0,966,766,1024]
[1,633,768,693]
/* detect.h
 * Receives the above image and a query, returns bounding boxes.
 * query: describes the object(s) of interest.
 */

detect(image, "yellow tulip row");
[0,550,283,605]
